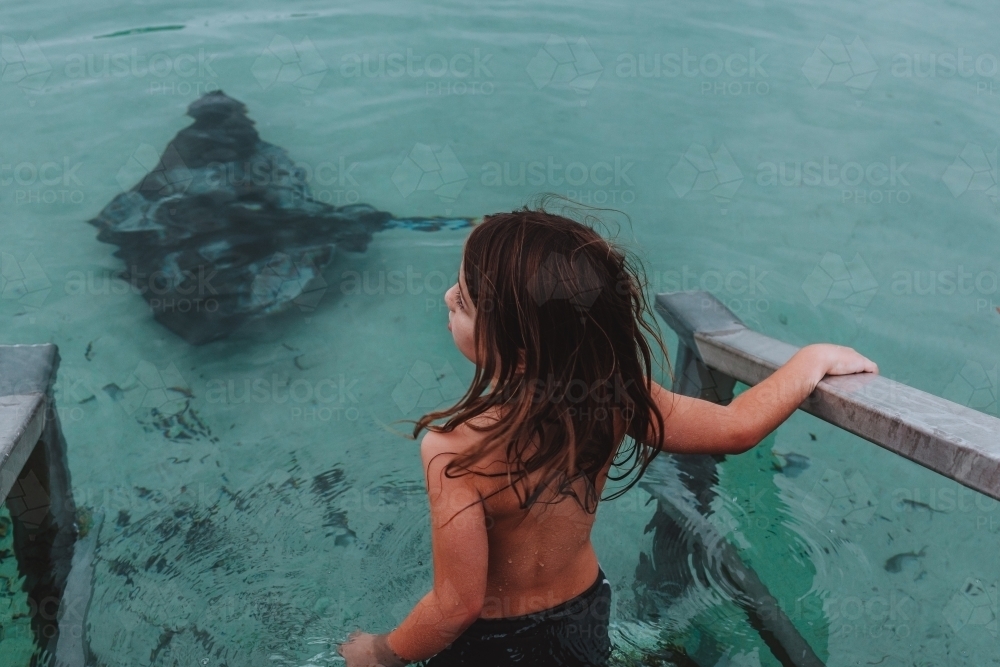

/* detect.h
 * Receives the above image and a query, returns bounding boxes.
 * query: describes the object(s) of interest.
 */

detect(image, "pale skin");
[338,258,879,666]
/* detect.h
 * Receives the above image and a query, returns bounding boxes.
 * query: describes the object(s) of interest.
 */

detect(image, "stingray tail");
[383,216,483,232]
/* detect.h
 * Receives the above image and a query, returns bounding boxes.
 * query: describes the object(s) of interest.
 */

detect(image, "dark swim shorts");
[420,566,612,667]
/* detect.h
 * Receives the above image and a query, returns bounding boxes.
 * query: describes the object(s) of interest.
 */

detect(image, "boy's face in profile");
[446,259,478,365]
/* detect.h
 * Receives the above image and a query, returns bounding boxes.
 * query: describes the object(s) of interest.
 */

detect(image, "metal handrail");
[0,344,78,664]
[0,345,52,502]
[654,290,1000,501]
[635,290,1000,666]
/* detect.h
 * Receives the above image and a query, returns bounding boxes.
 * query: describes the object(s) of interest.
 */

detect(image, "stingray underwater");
[87,90,474,345]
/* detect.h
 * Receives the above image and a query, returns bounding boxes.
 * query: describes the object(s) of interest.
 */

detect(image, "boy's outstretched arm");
[338,431,487,666]
[644,343,878,456]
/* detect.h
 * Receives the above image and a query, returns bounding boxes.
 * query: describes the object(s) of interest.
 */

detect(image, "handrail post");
[635,292,826,666]
[645,286,1000,664]
[656,290,741,404]
[0,344,78,664]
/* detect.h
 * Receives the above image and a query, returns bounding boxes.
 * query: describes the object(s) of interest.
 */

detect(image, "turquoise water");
[2,0,1000,664]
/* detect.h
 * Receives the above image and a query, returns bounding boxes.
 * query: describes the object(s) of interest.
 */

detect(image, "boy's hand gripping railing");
[655,290,1000,501]
[0,344,79,665]
[639,289,1000,667]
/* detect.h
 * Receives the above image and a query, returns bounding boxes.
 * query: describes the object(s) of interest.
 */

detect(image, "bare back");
[448,413,622,619]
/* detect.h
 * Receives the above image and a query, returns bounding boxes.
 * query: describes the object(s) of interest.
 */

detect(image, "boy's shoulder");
[420,409,506,472]
[420,421,487,458]
[422,406,502,444]
[419,427,495,498]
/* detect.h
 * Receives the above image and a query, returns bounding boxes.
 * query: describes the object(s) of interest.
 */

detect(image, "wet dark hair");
[411,200,673,517]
